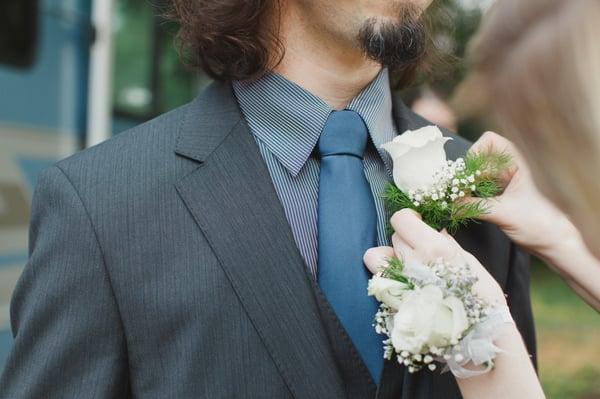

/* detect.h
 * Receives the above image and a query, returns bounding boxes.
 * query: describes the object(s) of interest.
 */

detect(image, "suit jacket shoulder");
[55,103,192,183]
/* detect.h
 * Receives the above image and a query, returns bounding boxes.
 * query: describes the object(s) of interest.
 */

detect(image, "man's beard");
[358,6,428,69]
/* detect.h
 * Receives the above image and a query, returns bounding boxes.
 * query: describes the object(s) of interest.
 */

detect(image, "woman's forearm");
[456,325,545,399]
[466,132,600,312]
[538,224,600,312]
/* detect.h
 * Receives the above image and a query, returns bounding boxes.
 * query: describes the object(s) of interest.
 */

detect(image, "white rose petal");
[381,126,452,193]
[367,276,410,310]
[441,295,469,343]
[389,285,469,355]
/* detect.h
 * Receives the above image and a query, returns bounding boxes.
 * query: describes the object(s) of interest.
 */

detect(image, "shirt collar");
[233,68,397,177]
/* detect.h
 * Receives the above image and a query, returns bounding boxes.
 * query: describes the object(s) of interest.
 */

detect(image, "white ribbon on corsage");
[442,305,515,379]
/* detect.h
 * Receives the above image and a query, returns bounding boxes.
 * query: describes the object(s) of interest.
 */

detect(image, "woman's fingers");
[390,209,458,260]
[364,234,418,276]
[464,252,507,305]
[391,233,414,259]
[363,246,395,275]
[390,209,434,249]
[470,131,523,185]
[372,209,507,305]
[471,131,517,157]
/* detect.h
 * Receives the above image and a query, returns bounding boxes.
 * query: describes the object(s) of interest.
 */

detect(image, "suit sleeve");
[505,243,537,368]
[0,166,129,398]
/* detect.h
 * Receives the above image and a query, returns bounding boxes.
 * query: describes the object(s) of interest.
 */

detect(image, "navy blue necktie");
[317,110,383,382]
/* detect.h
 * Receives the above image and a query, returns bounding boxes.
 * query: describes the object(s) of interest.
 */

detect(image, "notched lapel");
[174,83,345,399]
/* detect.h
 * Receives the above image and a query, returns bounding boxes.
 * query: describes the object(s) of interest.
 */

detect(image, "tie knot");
[318,110,369,159]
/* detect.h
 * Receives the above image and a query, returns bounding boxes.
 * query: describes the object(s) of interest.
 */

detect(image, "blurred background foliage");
[532,261,600,399]
[112,0,209,121]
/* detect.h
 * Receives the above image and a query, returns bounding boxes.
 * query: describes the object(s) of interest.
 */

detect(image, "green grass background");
[531,261,600,398]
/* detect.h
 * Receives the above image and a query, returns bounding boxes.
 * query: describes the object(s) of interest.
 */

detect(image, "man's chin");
[357,9,427,69]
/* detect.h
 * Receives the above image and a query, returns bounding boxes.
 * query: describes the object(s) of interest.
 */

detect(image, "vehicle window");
[0,0,39,68]
[112,0,207,121]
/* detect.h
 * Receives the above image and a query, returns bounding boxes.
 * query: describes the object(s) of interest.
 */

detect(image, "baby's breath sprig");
[383,151,511,233]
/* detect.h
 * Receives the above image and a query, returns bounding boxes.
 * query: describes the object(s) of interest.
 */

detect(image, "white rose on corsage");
[389,285,469,354]
[369,257,514,376]
[367,275,410,310]
[381,125,451,193]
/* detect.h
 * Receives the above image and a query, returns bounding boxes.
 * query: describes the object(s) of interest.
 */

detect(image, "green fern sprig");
[380,257,414,288]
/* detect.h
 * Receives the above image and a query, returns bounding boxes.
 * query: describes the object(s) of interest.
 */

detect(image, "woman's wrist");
[531,213,582,261]
[456,321,545,399]
[535,219,600,311]
[538,220,592,275]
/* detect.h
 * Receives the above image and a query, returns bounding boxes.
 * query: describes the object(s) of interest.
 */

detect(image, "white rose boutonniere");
[381,126,451,193]
[380,126,513,233]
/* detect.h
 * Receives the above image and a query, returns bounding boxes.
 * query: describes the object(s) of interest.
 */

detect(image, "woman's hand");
[364,209,546,399]
[469,132,600,312]
[467,131,578,257]
[364,208,507,306]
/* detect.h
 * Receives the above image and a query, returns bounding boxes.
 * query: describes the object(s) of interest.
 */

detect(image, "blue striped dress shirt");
[232,69,398,278]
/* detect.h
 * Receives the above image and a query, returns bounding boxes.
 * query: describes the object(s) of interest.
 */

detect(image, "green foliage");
[462,151,511,199]
[383,183,489,233]
[464,151,511,172]
[383,184,451,232]
[112,0,205,118]
[381,257,414,288]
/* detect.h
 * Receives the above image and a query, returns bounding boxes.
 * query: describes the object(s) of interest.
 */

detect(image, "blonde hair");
[455,0,600,253]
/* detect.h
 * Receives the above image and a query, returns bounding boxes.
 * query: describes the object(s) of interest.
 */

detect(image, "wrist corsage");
[368,256,514,378]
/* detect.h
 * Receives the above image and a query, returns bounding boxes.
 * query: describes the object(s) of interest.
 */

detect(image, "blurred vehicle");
[0,0,207,369]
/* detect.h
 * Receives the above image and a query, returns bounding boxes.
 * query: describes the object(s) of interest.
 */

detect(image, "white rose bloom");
[381,126,451,193]
[390,285,469,354]
[367,276,410,310]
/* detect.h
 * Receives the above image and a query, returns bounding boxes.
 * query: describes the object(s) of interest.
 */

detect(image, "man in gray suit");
[0,0,535,397]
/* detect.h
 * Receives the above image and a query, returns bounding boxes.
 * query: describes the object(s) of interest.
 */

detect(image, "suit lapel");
[174,85,475,399]
[174,82,346,398]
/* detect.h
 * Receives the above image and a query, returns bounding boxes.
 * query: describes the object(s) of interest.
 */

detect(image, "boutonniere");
[381,126,511,233]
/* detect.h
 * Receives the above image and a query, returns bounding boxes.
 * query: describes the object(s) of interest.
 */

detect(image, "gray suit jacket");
[0,81,535,398]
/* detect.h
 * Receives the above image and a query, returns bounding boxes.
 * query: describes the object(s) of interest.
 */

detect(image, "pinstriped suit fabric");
[0,81,536,399]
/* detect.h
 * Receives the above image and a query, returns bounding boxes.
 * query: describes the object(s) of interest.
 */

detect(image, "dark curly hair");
[167,0,283,81]
[167,0,444,86]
